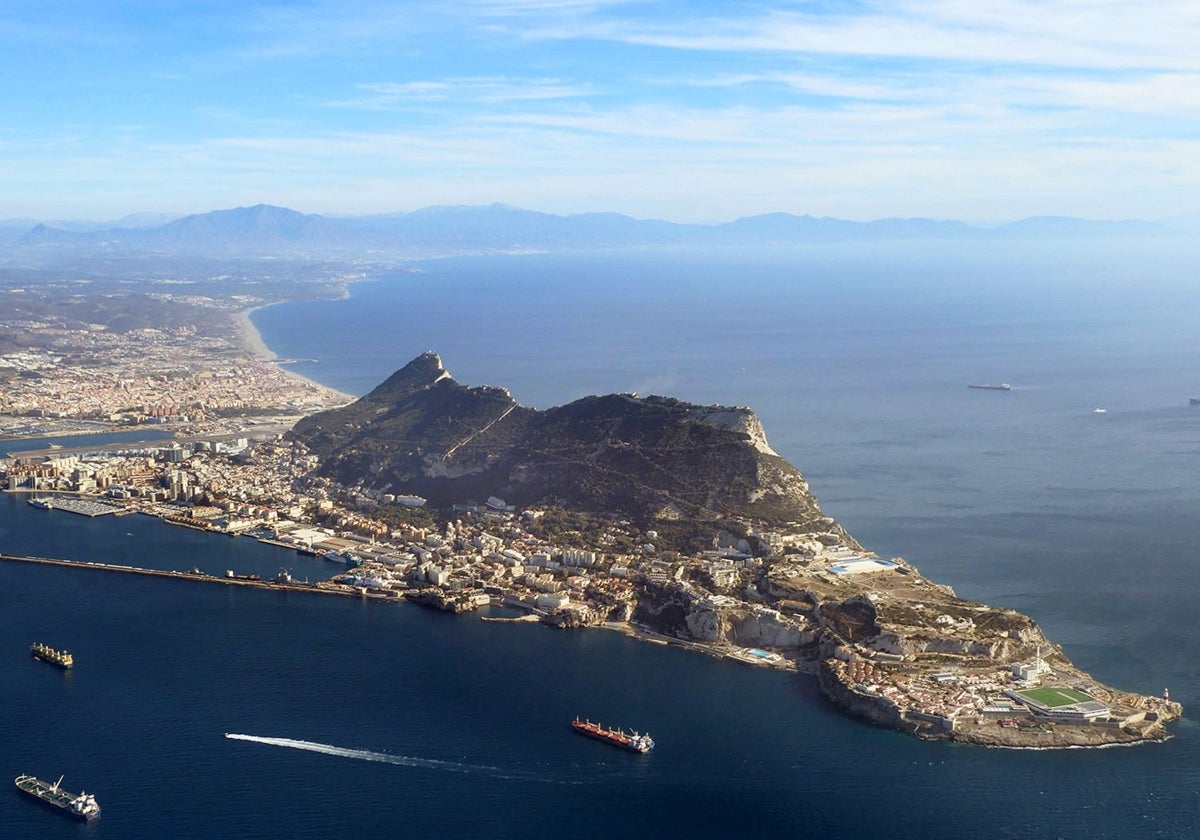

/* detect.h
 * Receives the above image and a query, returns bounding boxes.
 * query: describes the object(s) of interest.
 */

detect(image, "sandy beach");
[233,305,355,403]
[234,305,278,361]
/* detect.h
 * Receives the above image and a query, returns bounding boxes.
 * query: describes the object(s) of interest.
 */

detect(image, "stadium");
[1005,686,1109,719]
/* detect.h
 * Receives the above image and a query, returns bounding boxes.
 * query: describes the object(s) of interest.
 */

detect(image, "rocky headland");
[289,353,1181,747]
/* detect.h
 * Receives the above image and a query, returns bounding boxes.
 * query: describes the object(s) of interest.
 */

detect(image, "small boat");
[14,774,100,821]
[1093,408,1107,414]
[571,717,654,753]
[968,383,1011,391]
[1189,397,1200,406]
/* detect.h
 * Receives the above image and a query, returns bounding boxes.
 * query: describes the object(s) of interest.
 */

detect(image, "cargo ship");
[571,717,654,753]
[968,383,1011,391]
[30,642,73,669]
[14,775,101,821]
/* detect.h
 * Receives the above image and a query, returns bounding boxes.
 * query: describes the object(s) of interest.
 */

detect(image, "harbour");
[27,496,123,517]
[0,493,846,838]
[0,547,804,673]
[4,489,1196,840]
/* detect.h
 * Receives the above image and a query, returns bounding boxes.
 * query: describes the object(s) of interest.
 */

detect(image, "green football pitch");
[1016,687,1094,708]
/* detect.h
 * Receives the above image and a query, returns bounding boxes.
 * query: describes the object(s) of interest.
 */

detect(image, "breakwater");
[0,552,367,599]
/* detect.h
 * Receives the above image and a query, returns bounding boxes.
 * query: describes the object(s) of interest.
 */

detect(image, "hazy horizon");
[3,2,1198,223]
[2,201,1196,230]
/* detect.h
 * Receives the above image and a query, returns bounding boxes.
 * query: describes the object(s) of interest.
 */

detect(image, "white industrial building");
[535,592,570,610]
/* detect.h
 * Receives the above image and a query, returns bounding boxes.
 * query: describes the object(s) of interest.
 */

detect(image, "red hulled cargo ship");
[571,717,654,753]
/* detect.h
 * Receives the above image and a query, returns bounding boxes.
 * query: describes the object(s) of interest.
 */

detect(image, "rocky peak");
[364,350,450,402]
[290,352,847,534]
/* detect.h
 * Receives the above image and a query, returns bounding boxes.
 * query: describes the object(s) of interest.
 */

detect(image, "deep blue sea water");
[6,241,1200,837]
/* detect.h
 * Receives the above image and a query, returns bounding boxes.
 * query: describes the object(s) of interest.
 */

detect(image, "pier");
[0,552,374,600]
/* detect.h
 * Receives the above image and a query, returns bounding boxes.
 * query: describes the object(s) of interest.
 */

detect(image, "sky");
[1,0,1198,223]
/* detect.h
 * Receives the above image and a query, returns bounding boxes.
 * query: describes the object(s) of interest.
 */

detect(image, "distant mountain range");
[0,203,1186,261]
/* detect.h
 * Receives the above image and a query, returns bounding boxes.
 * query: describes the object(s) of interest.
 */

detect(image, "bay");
[4,240,1200,837]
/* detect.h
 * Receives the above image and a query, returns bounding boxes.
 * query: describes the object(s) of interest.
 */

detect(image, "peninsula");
[1,344,1181,747]
[287,353,1180,747]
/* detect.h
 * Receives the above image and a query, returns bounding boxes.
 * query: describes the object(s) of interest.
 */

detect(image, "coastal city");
[0,302,1181,748]
[0,304,349,439]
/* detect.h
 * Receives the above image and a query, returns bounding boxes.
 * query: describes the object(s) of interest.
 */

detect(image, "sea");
[4,240,1200,838]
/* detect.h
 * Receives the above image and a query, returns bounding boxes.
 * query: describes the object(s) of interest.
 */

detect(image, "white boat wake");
[224,733,583,784]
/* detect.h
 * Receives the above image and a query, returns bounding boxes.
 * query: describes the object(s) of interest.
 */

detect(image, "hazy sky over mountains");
[2,1,1197,222]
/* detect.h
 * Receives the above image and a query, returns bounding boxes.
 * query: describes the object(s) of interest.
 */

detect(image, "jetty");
[0,553,376,600]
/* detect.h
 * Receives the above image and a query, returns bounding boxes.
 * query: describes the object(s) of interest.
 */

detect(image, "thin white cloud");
[344,81,454,105]
[2,1,1199,221]
[1035,72,1200,115]
[329,77,594,110]
[229,0,625,61]
[684,71,912,102]
[233,3,431,60]
[512,2,1200,71]
[464,0,639,14]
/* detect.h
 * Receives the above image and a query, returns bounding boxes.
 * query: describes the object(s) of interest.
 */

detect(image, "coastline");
[4,525,1177,750]
[1,284,1180,752]
[233,304,355,402]
[233,305,278,361]
[216,308,1191,749]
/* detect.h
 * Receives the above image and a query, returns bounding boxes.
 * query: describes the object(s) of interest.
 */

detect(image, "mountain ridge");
[289,352,854,544]
[1,203,1182,261]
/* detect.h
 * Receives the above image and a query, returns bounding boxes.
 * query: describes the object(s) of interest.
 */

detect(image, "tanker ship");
[14,775,100,821]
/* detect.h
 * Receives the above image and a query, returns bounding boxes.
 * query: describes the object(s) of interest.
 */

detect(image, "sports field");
[1016,687,1095,708]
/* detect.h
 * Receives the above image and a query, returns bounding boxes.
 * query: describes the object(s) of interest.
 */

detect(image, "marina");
[27,496,123,517]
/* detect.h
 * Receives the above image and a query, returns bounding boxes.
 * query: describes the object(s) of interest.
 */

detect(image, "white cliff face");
[693,407,779,456]
[728,608,812,648]
[684,602,814,648]
[864,602,1052,661]
[870,631,907,656]
[685,607,728,642]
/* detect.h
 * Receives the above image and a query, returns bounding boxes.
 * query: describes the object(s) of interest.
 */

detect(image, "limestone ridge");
[290,352,851,537]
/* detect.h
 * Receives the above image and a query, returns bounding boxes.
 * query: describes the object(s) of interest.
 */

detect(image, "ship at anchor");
[14,774,100,821]
[30,642,73,669]
[571,717,654,753]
